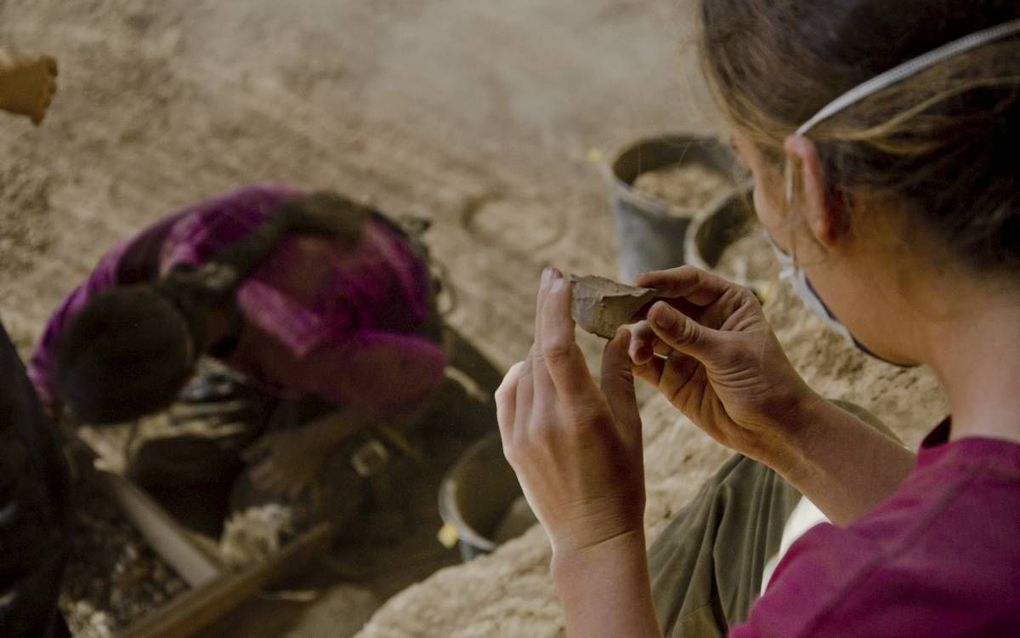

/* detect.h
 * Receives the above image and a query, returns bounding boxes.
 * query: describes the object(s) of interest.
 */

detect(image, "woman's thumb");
[647,302,723,363]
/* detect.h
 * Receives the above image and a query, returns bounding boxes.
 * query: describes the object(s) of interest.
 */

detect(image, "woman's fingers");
[497,269,555,453]
[530,267,559,407]
[628,320,677,365]
[601,329,643,447]
[496,361,525,441]
[514,360,535,439]
[628,321,656,365]
[646,301,727,365]
[635,265,736,307]
[534,267,554,343]
[656,353,706,406]
[633,346,702,397]
[633,355,666,388]
[495,361,526,459]
[539,275,596,403]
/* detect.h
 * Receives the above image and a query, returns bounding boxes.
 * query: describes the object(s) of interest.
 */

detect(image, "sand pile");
[632,162,733,213]
[713,230,777,285]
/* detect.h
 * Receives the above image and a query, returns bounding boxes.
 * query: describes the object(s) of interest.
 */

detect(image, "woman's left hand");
[496,268,646,556]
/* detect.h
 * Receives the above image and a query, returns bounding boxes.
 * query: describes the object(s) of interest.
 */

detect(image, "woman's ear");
[783,135,846,247]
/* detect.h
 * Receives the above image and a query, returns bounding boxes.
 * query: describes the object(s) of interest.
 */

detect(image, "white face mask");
[765,232,855,343]
[767,232,915,367]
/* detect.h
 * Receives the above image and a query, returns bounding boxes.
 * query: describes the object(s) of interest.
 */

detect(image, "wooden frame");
[96,470,333,637]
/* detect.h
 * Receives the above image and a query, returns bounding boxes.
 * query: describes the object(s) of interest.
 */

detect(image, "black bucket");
[684,185,772,296]
[604,134,744,283]
[686,185,756,269]
[437,434,535,561]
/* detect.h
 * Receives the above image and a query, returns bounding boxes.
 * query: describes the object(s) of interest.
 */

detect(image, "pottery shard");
[569,275,658,339]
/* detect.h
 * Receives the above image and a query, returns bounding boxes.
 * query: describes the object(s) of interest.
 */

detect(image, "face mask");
[765,232,854,341]
[766,231,916,367]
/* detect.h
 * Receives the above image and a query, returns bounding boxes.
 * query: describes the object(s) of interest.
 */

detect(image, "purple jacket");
[28,184,447,418]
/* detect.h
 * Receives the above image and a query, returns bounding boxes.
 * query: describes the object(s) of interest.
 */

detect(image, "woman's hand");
[0,50,57,124]
[496,268,646,556]
[245,427,331,499]
[629,266,819,465]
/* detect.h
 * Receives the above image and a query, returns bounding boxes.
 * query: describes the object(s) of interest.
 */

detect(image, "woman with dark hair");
[29,184,447,499]
[498,2,1020,636]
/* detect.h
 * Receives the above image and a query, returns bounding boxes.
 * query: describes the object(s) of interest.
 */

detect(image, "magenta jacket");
[28,184,446,418]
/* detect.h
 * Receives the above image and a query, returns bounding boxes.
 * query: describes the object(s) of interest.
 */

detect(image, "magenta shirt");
[28,184,447,417]
[732,421,1020,636]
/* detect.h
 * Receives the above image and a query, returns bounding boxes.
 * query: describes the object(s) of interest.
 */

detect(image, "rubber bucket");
[604,134,744,283]
[438,434,533,561]
[684,185,772,297]
[685,184,756,269]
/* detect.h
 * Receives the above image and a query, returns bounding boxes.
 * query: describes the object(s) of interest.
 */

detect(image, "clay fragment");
[569,275,658,339]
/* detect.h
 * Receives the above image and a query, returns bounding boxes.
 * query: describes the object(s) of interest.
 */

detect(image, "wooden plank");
[120,523,334,638]
[99,470,225,588]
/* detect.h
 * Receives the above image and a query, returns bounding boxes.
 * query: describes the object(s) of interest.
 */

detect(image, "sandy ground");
[0,1,948,636]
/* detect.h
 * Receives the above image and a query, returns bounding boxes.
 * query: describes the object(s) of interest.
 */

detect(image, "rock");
[219,504,295,569]
[569,275,658,339]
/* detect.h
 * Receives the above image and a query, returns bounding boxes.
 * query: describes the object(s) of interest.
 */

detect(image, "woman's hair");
[56,286,197,424]
[57,190,376,424]
[699,0,1020,274]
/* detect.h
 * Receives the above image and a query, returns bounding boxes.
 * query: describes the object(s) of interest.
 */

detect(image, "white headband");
[798,17,1020,135]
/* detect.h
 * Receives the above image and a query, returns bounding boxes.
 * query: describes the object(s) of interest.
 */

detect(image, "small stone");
[569,275,659,339]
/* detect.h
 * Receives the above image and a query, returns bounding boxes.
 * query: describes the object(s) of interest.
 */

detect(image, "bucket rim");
[683,182,770,291]
[601,133,743,220]
[438,477,499,553]
[436,433,506,554]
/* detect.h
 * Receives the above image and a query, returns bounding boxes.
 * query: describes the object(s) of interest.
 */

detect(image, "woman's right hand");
[630,266,821,464]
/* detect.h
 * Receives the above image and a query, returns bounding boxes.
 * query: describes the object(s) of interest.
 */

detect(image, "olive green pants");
[649,402,895,637]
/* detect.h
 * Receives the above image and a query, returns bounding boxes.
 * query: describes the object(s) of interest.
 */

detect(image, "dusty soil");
[59,471,188,638]
[0,1,948,637]
[632,162,734,213]
[713,230,778,286]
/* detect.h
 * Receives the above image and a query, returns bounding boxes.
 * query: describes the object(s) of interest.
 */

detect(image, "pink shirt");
[732,421,1020,636]
[29,184,447,417]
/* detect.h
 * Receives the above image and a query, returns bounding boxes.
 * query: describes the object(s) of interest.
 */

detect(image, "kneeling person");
[29,184,447,519]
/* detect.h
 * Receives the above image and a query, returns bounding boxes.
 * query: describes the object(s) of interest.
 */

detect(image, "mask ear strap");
[796,18,1020,135]
[783,157,796,208]
[780,156,805,264]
